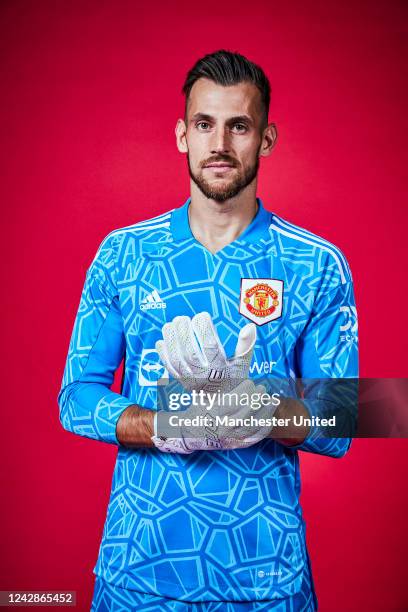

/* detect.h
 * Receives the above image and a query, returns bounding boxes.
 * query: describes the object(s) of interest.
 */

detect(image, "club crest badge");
[239,278,284,325]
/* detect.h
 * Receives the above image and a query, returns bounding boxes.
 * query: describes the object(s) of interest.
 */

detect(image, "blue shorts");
[91,559,317,612]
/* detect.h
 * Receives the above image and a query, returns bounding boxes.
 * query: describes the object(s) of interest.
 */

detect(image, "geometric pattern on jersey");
[91,560,317,611]
[58,198,358,603]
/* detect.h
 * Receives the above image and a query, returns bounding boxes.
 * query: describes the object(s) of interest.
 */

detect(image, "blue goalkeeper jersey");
[58,198,358,603]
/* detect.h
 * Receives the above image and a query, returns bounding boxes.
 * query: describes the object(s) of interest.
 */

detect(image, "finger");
[232,379,256,395]
[172,316,204,369]
[221,426,265,449]
[220,437,255,450]
[254,384,266,394]
[161,322,186,376]
[216,380,256,418]
[191,312,226,366]
[155,339,180,379]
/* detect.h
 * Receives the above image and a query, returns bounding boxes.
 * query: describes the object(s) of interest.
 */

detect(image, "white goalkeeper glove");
[151,379,278,453]
[155,312,256,393]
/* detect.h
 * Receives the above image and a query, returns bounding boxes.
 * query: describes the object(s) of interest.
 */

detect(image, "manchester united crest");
[239,278,284,325]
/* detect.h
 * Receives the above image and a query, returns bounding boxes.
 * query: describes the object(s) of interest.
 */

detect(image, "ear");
[259,122,277,158]
[175,118,188,153]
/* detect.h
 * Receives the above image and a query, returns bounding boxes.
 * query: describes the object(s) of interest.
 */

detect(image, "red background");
[2,1,407,610]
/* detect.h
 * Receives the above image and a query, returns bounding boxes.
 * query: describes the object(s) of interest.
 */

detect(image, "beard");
[187,152,260,203]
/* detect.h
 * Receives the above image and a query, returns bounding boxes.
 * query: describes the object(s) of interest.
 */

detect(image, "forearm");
[268,397,310,446]
[268,394,354,458]
[59,381,136,445]
[116,405,155,448]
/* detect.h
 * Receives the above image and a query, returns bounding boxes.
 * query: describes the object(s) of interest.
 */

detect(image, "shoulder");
[268,212,353,287]
[91,209,174,265]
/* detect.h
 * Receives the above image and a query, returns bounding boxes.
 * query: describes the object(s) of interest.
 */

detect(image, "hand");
[151,379,278,454]
[155,312,256,393]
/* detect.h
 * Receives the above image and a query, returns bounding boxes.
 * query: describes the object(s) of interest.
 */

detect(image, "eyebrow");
[190,113,213,123]
[190,113,254,126]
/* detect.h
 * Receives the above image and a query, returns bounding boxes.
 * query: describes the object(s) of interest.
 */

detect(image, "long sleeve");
[58,238,132,445]
[291,279,359,458]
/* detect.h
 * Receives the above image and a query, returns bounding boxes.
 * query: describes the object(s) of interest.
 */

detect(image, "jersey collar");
[170,197,272,244]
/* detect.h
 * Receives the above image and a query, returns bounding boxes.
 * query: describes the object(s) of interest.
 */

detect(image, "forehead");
[186,78,263,120]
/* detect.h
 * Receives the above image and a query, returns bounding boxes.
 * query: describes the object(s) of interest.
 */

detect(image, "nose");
[210,126,231,155]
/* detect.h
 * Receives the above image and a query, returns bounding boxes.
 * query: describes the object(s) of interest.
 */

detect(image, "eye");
[196,121,211,131]
[232,123,248,133]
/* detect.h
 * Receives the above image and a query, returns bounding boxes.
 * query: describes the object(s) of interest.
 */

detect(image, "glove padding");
[151,379,278,453]
[155,312,256,393]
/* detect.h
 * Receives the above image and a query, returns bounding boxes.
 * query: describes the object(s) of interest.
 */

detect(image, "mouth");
[203,162,235,173]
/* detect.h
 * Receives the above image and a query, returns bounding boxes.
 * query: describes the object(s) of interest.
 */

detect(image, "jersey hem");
[92,562,306,603]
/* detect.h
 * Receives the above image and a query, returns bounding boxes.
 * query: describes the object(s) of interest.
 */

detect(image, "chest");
[116,242,314,377]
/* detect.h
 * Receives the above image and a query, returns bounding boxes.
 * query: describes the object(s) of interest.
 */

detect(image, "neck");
[188,181,258,254]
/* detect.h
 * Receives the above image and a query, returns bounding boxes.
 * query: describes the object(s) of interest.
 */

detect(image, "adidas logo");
[140,289,167,311]
[208,369,226,381]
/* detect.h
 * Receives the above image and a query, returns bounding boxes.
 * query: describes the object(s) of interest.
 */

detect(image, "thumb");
[234,323,257,358]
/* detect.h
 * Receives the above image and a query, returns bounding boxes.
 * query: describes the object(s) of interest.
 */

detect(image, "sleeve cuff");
[93,391,134,445]
[286,398,352,457]
[283,398,320,451]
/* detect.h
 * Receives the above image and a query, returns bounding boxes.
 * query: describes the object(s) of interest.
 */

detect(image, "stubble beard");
[187,153,260,203]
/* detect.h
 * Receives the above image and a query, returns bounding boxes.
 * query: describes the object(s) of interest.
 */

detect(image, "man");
[58,50,358,611]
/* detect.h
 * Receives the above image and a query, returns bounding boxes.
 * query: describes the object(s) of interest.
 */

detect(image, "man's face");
[179,78,268,202]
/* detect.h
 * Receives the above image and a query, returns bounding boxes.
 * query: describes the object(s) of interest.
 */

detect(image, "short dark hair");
[182,50,271,124]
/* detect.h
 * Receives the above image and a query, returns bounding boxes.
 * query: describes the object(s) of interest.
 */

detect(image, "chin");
[208,180,236,191]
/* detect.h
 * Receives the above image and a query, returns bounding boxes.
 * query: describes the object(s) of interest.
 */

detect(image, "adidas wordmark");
[140,290,167,311]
